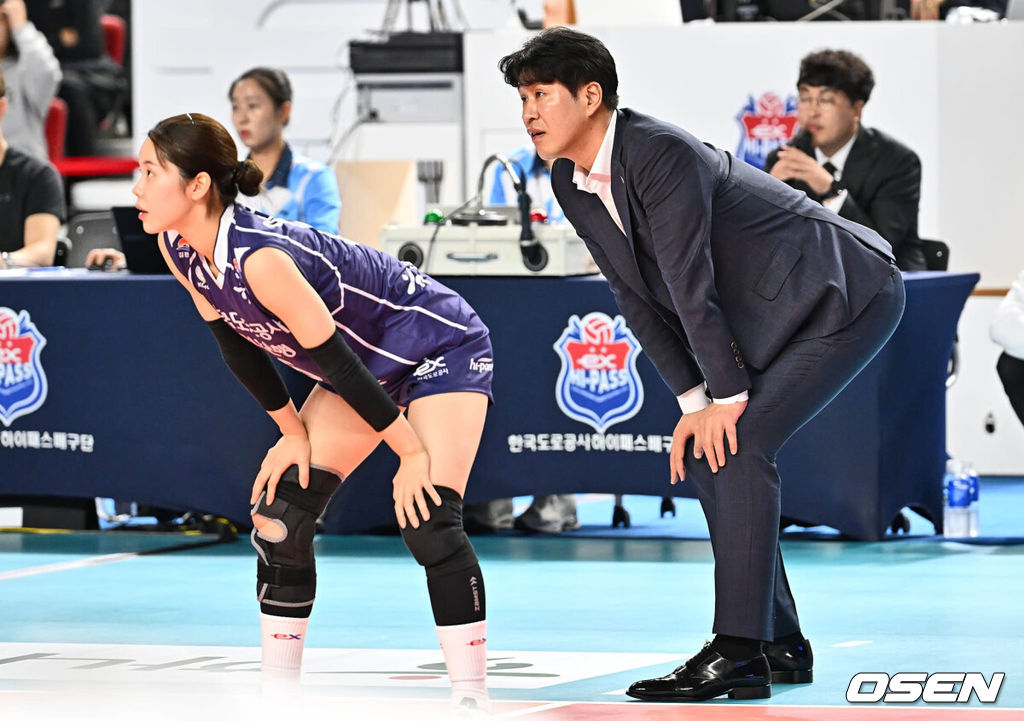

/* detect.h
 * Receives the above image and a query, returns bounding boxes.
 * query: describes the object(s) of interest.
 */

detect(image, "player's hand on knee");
[670,414,698,484]
[392,449,441,530]
[251,433,311,505]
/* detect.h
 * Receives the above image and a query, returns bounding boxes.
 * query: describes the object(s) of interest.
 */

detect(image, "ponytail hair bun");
[234,158,263,196]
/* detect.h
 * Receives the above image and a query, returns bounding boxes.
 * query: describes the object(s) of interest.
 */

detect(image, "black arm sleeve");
[304,330,401,432]
[206,319,291,412]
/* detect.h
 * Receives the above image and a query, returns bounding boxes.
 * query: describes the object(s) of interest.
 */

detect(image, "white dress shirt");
[814,133,856,214]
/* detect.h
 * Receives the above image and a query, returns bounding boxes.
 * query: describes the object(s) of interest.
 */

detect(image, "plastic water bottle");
[965,461,980,538]
[943,459,971,539]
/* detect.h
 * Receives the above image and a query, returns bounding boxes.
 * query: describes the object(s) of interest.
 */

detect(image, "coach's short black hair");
[798,49,875,105]
[499,27,619,111]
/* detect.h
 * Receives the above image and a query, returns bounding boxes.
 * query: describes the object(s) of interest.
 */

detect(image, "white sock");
[436,620,488,707]
[260,613,309,672]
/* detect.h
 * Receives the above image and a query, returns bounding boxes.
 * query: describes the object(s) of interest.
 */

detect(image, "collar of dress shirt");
[813,131,856,179]
[572,111,617,194]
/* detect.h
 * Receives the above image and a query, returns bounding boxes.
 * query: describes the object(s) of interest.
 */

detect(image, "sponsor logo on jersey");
[192,266,210,290]
[0,307,48,427]
[735,91,799,170]
[469,356,493,374]
[232,248,248,276]
[400,263,430,295]
[173,235,190,257]
[553,312,644,433]
[413,356,447,380]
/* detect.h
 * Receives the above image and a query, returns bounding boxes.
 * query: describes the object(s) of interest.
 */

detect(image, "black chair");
[53,236,72,266]
[921,239,950,271]
[65,211,120,267]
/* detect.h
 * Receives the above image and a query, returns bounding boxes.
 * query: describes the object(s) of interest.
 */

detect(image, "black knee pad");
[250,465,342,618]
[400,486,478,576]
[400,486,485,625]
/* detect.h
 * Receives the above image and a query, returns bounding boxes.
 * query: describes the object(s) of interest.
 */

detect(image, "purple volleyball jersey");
[163,204,486,398]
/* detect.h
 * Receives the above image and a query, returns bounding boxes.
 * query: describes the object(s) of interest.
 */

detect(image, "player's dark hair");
[0,67,5,98]
[499,27,619,111]
[229,66,293,124]
[798,49,875,105]
[148,113,263,212]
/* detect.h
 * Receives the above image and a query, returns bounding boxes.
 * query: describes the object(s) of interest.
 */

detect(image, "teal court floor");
[1,482,1023,720]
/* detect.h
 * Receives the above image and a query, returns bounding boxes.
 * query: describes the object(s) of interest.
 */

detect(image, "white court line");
[0,552,140,581]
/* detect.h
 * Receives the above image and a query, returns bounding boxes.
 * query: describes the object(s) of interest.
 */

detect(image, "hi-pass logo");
[847,672,1004,704]
[735,91,799,170]
[553,312,643,433]
[0,307,48,427]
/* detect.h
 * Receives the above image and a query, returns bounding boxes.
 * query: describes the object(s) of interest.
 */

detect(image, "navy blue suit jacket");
[765,127,926,271]
[551,109,896,400]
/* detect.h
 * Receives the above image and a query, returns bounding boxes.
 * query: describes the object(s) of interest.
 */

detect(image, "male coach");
[499,28,905,702]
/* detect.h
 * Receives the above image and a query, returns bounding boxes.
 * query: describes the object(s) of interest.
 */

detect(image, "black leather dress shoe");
[626,643,771,702]
[765,637,813,684]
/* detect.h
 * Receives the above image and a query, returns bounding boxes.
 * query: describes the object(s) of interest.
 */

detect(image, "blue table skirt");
[0,270,975,540]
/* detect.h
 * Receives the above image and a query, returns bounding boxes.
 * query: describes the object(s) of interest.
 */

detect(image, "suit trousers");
[684,266,905,642]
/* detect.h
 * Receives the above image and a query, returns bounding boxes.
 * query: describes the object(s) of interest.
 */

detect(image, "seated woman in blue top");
[86,67,343,271]
[229,66,341,234]
[134,112,492,712]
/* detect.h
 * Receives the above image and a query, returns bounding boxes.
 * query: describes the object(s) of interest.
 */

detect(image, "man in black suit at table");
[499,28,905,702]
[765,49,926,271]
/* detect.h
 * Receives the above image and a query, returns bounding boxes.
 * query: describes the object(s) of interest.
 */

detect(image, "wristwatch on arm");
[820,180,846,202]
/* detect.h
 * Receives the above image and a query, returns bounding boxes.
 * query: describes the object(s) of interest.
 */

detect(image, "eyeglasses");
[797,94,839,109]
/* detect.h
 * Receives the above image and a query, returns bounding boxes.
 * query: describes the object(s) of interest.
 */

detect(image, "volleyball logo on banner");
[553,312,644,433]
[0,307,49,427]
[735,91,799,170]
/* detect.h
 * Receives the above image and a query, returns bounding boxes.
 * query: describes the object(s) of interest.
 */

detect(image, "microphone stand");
[475,153,548,272]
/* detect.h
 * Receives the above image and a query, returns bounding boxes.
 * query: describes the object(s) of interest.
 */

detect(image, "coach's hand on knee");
[252,432,311,505]
[697,401,746,474]
[392,450,442,530]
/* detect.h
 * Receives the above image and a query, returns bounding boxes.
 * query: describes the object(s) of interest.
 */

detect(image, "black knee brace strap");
[251,465,342,618]
[400,486,477,576]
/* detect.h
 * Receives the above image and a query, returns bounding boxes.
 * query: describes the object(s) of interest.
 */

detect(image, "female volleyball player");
[135,112,491,711]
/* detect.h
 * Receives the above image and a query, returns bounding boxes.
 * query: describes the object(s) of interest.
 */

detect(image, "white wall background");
[131,3,1024,472]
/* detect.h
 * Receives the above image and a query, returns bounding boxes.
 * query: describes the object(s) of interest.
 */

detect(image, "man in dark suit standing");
[499,28,905,702]
[765,49,926,271]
